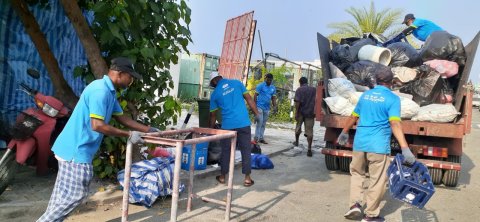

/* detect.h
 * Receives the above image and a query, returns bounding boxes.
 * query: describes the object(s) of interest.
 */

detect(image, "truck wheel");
[339,157,351,173]
[443,155,461,187]
[325,142,339,171]
[0,150,18,195]
[428,168,443,185]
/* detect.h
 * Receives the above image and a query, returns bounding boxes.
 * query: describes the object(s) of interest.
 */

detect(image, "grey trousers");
[220,126,251,175]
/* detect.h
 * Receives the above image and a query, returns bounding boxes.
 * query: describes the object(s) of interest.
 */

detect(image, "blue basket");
[387,154,435,209]
[181,142,209,171]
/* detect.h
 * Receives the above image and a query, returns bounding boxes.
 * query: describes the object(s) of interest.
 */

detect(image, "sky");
[186,0,480,83]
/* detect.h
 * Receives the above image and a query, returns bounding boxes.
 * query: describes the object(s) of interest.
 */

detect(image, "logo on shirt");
[222,83,229,89]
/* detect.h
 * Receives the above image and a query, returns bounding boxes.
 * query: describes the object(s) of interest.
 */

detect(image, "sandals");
[244,180,255,187]
[216,175,225,184]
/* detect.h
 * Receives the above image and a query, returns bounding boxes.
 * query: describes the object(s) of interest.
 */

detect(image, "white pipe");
[358,45,392,66]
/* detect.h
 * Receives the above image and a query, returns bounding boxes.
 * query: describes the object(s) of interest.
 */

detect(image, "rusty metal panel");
[218,11,255,83]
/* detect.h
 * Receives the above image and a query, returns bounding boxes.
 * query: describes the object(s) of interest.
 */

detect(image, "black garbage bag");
[400,65,443,106]
[387,42,422,67]
[207,140,222,164]
[419,31,466,66]
[330,38,376,71]
[345,60,390,89]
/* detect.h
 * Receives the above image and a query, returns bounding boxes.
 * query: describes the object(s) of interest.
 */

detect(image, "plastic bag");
[207,141,222,164]
[345,60,390,88]
[251,154,274,169]
[391,67,417,83]
[400,97,420,119]
[354,84,370,92]
[328,78,356,98]
[329,62,347,78]
[412,103,459,122]
[419,31,466,66]
[424,59,459,78]
[348,92,364,105]
[387,42,421,67]
[330,38,375,71]
[324,96,355,116]
[400,65,443,106]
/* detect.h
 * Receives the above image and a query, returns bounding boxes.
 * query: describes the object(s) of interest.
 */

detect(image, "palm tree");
[328,1,404,43]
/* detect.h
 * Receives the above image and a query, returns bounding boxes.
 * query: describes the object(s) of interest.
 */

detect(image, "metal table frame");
[121,127,237,222]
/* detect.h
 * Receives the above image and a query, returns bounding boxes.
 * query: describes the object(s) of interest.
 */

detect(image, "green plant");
[268,98,294,122]
[75,0,191,179]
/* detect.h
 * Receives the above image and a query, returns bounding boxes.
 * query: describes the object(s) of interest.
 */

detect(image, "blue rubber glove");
[401,147,416,164]
[337,132,349,146]
[129,131,145,145]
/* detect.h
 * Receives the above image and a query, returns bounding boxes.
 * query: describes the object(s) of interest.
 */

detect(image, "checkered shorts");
[37,160,93,222]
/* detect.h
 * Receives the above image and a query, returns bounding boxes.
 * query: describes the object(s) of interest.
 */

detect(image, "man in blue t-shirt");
[38,58,158,222]
[338,66,415,222]
[401,13,443,42]
[254,73,277,144]
[209,71,259,187]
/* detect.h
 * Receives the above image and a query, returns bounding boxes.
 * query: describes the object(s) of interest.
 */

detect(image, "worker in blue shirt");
[209,71,260,187]
[38,58,158,222]
[401,13,443,42]
[338,66,415,222]
[254,73,277,144]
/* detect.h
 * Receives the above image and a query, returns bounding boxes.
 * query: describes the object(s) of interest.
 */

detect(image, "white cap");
[209,71,220,83]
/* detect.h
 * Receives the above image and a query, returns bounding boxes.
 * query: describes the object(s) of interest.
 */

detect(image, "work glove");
[148,127,160,133]
[337,132,349,146]
[129,131,145,145]
[254,114,261,124]
[401,147,416,165]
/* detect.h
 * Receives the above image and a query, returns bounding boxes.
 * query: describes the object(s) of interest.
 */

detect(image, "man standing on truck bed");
[337,66,416,222]
[401,13,443,42]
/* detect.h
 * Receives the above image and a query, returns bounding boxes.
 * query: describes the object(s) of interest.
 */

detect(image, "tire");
[0,150,18,195]
[443,155,461,187]
[325,142,339,171]
[428,168,443,185]
[339,157,352,173]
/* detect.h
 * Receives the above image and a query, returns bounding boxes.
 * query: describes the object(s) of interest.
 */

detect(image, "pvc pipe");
[358,45,392,66]
[121,142,133,222]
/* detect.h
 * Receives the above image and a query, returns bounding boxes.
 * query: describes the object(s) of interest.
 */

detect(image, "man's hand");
[337,132,349,146]
[401,147,416,164]
[148,127,160,133]
[272,106,278,115]
[254,114,260,124]
[129,131,145,145]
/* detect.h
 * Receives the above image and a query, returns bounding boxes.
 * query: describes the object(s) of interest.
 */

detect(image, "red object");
[150,147,172,158]
[424,60,459,78]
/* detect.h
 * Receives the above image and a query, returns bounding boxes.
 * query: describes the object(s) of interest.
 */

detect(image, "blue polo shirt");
[352,85,401,154]
[52,75,123,163]
[411,18,443,41]
[210,78,251,130]
[255,82,276,111]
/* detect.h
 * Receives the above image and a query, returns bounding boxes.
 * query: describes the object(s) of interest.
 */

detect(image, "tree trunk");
[59,0,108,79]
[10,0,78,110]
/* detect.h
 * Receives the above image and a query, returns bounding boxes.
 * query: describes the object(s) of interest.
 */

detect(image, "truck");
[315,32,480,187]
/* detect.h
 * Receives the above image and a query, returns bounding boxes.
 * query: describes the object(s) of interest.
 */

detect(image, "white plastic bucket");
[358,45,392,66]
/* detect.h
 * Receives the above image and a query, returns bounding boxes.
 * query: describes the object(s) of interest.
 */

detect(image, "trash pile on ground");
[325,32,466,122]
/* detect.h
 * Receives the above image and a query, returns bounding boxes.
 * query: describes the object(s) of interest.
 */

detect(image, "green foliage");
[268,98,294,122]
[328,1,403,42]
[76,0,192,179]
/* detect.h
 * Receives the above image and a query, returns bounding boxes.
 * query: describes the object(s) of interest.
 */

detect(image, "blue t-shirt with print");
[255,82,276,111]
[210,78,251,130]
[52,75,123,163]
[411,18,443,41]
[352,85,401,154]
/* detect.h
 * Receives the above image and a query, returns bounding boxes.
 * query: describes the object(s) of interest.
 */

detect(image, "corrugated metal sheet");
[0,0,90,126]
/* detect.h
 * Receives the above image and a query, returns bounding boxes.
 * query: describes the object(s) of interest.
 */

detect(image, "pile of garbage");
[325,32,466,123]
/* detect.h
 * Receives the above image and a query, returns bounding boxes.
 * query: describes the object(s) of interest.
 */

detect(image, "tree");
[328,1,403,43]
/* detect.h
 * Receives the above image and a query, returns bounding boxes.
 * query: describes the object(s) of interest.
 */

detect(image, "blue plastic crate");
[387,154,435,209]
[181,142,209,171]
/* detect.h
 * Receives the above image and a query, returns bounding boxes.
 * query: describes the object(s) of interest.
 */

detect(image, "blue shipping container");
[181,142,209,171]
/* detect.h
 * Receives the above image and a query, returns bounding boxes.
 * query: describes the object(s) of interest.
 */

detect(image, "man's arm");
[272,95,277,108]
[254,92,258,104]
[402,26,416,36]
[209,110,217,128]
[114,114,150,132]
[91,118,130,137]
[294,101,300,118]
[390,120,408,148]
[341,116,358,133]
[244,93,259,116]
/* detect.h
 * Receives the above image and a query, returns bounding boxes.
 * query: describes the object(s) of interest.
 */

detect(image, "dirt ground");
[62,111,480,222]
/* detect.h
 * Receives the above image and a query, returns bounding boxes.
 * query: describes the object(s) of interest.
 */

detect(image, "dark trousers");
[220,126,251,175]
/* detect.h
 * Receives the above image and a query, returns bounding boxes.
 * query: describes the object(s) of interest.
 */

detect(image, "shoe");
[307,150,312,157]
[344,203,362,220]
[258,139,268,144]
[361,216,385,222]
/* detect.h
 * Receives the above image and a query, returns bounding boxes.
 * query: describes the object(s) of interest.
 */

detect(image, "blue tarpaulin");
[0,0,92,127]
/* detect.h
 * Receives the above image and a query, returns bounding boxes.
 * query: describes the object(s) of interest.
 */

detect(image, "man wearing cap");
[401,13,443,42]
[38,57,158,222]
[209,71,260,187]
[253,73,277,144]
[339,66,415,222]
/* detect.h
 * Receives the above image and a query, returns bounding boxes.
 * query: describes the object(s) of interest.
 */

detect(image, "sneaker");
[361,216,385,222]
[344,203,362,220]
[258,139,268,144]
[307,150,313,157]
